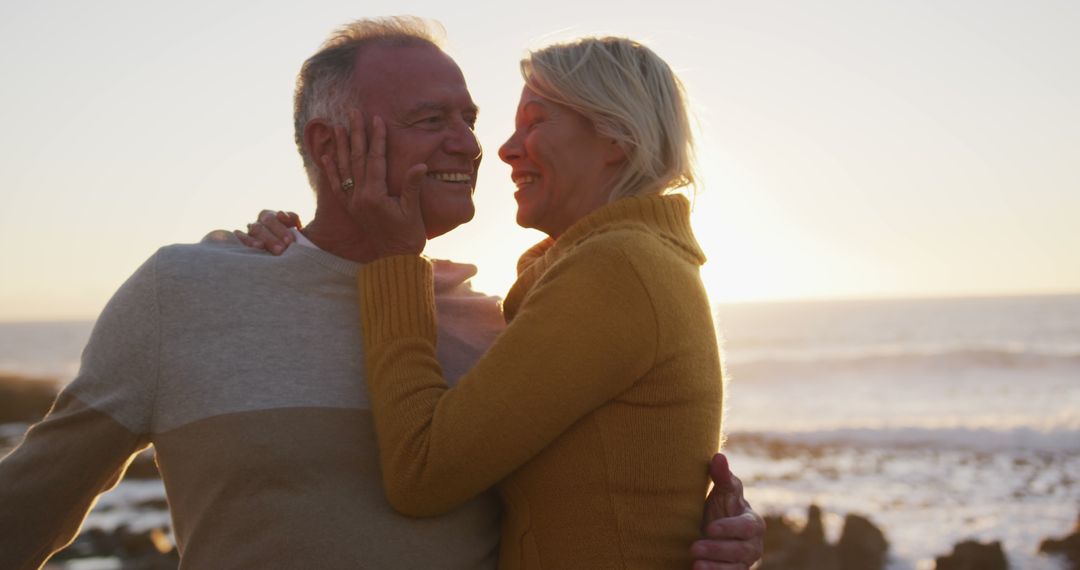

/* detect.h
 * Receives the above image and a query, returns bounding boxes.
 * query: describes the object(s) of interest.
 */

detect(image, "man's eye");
[416,116,443,126]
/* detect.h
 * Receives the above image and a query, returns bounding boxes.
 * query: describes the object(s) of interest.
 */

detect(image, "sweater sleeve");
[359,239,657,516]
[0,255,160,568]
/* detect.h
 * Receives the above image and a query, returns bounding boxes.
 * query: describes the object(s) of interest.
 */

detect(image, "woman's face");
[498,87,622,238]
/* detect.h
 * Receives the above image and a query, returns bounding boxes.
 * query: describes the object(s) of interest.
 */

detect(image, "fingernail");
[272,245,283,255]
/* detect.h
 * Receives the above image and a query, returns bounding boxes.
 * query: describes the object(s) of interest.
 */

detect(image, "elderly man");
[0,17,762,569]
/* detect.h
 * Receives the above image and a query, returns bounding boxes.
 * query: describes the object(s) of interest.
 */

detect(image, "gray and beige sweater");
[0,231,504,569]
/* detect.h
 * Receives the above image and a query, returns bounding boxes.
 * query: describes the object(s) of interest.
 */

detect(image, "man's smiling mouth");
[428,172,472,184]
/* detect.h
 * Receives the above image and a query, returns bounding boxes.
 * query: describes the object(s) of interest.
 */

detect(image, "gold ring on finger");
[342,178,355,193]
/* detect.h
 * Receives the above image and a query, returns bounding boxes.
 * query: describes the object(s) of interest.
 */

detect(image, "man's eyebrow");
[404,102,480,116]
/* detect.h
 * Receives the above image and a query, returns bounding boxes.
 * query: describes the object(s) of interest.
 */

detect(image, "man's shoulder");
[153,230,257,263]
[147,230,273,283]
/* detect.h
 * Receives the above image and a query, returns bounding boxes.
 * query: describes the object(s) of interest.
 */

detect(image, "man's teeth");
[428,172,471,183]
[515,175,538,185]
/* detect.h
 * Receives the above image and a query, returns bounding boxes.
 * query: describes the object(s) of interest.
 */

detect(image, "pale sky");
[1,1,1077,321]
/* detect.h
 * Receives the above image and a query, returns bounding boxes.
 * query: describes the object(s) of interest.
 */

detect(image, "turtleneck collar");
[502,193,705,322]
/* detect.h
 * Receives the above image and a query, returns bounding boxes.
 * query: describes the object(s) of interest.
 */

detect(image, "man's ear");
[303,119,335,181]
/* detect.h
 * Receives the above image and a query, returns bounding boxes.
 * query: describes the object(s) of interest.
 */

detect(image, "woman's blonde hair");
[522,36,696,200]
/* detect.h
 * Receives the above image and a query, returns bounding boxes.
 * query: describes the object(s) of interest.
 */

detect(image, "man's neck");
[303,200,380,263]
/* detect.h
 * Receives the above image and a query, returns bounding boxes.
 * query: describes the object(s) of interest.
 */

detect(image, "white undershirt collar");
[291,227,319,250]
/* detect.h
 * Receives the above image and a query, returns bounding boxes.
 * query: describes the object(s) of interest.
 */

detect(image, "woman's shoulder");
[567,221,702,271]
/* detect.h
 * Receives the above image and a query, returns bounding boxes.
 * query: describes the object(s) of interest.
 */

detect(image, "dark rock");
[115,524,160,558]
[802,504,827,546]
[759,515,802,570]
[838,513,889,570]
[52,525,177,568]
[759,514,799,569]
[763,514,800,553]
[116,526,178,569]
[759,505,883,570]
[935,540,1008,570]
[51,528,112,560]
[0,374,58,424]
[136,497,170,510]
[1039,512,1080,569]
[791,505,840,569]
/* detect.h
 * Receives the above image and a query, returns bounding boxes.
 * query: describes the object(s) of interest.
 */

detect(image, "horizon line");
[3,289,1079,324]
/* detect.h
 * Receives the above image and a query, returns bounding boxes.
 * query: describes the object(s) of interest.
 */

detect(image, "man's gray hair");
[293,17,446,187]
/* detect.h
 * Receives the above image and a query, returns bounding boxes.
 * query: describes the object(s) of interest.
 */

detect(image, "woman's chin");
[514,209,541,232]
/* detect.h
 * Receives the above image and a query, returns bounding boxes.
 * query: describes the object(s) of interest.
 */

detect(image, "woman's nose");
[498,131,522,164]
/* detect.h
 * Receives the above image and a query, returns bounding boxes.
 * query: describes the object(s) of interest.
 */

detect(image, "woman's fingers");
[245,223,285,255]
[322,154,346,208]
[363,115,387,198]
[233,230,262,249]
[401,163,428,218]
[278,210,303,230]
[257,210,295,245]
[326,111,427,257]
[348,108,368,178]
[333,124,354,194]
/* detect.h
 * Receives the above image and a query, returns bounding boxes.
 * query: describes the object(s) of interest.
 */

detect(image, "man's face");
[351,43,481,238]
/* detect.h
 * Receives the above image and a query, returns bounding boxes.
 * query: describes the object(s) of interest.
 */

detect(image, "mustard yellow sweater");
[359,194,723,569]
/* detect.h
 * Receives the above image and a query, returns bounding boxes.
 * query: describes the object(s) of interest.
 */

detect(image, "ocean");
[716,294,1080,569]
[1,294,1078,568]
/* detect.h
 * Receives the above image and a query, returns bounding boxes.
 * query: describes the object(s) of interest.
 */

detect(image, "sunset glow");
[1,1,1077,320]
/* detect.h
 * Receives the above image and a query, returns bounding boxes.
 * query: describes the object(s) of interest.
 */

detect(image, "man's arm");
[0,396,151,568]
[691,454,766,569]
[0,255,161,569]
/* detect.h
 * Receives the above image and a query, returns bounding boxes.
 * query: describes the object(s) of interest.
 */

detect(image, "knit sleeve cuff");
[358,255,437,349]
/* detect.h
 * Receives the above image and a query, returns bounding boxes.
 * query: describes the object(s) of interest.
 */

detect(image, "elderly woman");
[249,36,737,568]
[357,37,721,568]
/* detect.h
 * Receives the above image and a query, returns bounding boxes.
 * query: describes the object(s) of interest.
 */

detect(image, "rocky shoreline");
[760,503,1080,569]
[4,374,1078,569]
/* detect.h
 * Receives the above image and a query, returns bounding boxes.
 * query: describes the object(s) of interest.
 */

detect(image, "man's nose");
[445,121,482,160]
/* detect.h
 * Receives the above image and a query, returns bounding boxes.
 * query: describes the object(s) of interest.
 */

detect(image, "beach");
[717,294,1080,568]
[2,294,1078,568]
